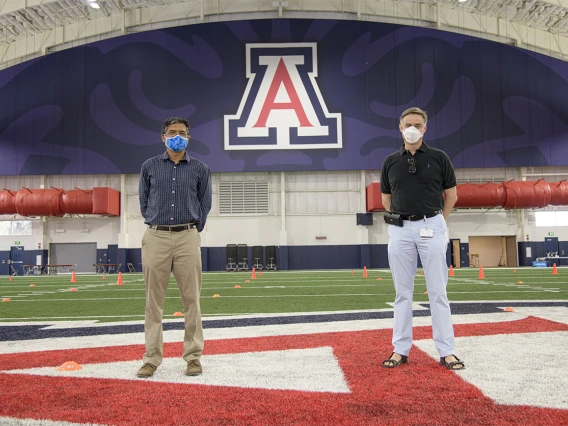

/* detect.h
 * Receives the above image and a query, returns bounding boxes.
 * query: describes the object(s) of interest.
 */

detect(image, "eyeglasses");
[408,157,416,174]
[165,130,189,137]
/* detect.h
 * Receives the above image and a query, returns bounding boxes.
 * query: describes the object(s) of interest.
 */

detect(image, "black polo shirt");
[380,142,456,216]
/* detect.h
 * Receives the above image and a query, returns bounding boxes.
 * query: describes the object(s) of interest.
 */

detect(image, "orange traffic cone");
[449,265,455,277]
[172,312,183,317]
[117,272,123,286]
[2,298,10,302]
[363,266,368,278]
[70,271,76,283]
[552,263,558,275]
[259,271,262,277]
[503,307,515,312]
[478,266,485,279]
[9,276,12,282]
[251,268,257,280]
[351,270,354,276]
[103,274,106,280]
[513,269,517,273]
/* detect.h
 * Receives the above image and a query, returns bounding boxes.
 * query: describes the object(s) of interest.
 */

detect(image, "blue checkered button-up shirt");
[139,151,212,232]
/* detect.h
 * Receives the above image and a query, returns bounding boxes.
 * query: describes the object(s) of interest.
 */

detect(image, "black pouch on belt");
[383,211,403,227]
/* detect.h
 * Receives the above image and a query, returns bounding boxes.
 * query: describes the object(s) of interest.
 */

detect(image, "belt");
[399,210,442,221]
[148,224,195,232]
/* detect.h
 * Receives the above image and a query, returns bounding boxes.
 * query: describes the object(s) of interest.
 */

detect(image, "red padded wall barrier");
[61,189,94,214]
[503,179,552,209]
[0,190,17,214]
[92,187,120,216]
[366,180,568,212]
[0,187,120,216]
[16,188,64,217]
[550,181,568,206]
[365,183,384,212]
[455,182,506,208]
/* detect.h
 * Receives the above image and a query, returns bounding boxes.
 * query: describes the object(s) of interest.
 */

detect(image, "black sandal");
[440,355,465,370]
[382,352,408,368]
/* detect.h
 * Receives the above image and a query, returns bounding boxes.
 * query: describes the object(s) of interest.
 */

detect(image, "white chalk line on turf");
[2,289,566,304]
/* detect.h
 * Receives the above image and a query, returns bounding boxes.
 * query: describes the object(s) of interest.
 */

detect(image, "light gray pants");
[387,213,455,357]
[141,227,203,367]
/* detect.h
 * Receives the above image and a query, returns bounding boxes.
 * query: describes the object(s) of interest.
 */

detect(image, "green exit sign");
[548,232,554,236]
[14,241,20,245]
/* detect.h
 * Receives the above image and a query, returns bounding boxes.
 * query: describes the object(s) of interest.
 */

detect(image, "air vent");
[219,182,269,215]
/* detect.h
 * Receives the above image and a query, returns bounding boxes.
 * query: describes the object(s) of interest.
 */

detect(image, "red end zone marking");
[1,316,567,425]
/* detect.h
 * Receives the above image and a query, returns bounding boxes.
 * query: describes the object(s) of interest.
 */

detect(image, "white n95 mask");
[402,126,423,144]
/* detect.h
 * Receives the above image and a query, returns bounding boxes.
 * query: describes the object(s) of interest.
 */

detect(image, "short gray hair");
[400,107,427,125]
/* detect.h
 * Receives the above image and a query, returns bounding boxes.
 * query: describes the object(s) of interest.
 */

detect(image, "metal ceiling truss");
[0,0,566,71]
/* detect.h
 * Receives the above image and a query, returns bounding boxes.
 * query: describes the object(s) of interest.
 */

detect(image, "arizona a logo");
[224,43,342,150]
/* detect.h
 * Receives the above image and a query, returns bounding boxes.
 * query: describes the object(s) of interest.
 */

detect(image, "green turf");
[0,267,566,322]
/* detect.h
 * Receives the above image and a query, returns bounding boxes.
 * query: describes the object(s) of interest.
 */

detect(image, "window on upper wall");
[0,221,32,235]
[535,211,568,227]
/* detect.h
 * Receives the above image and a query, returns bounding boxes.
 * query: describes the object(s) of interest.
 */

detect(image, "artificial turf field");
[1,267,567,426]
[0,267,566,322]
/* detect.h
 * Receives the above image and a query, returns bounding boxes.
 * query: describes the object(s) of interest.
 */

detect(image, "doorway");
[468,236,518,267]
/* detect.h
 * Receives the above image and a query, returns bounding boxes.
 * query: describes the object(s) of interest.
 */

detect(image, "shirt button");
[173,178,175,180]
[171,218,173,220]
[172,191,175,193]
[171,204,174,207]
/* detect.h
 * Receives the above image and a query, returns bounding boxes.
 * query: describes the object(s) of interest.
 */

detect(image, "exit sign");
[548,232,554,236]
[14,241,20,245]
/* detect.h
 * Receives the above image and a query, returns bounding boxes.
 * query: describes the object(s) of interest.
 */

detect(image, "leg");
[388,222,418,357]
[171,229,204,363]
[416,215,455,358]
[141,229,173,367]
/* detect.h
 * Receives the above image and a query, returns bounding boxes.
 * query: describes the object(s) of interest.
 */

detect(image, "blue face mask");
[165,135,188,152]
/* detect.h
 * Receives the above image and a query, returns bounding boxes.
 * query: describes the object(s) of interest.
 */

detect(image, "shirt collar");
[161,151,190,162]
[398,141,429,155]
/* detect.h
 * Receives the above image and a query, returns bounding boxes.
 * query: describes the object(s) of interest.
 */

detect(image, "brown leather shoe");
[136,363,157,378]
[186,359,202,376]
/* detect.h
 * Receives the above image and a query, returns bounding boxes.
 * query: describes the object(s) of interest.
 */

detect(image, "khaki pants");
[141,227,203,366]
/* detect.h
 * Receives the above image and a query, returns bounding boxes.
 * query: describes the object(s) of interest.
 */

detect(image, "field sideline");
[0,267,566,322]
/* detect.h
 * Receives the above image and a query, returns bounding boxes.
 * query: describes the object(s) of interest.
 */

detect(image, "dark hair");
[161,117,190,135]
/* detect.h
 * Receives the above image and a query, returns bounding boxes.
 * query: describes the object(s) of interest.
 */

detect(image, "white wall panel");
[2,169,568,253]
[0,175,43,189]
[204,215,281,246]
[46,175,120,190]
[44,217,120,248]
[286,215,359,246]
[0,219,42,250]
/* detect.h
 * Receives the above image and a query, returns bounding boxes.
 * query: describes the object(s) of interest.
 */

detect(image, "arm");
[138,163,150,220]
[382,193,392,213]
[379,159,392,212]
[442,186,457,219]
[196,167,212,232]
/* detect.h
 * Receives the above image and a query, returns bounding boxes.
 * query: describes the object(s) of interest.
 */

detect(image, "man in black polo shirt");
[380,107,464,370]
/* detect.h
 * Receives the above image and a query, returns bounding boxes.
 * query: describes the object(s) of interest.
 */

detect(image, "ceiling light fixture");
[89,1,100,8]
